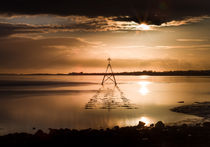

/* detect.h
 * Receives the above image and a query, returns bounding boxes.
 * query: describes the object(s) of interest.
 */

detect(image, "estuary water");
[0,75,210,134]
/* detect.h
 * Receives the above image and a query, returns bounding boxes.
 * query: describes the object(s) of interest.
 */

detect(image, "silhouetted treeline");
[69,70,210,76]
[2,70,210,76]
[1,121,210,147]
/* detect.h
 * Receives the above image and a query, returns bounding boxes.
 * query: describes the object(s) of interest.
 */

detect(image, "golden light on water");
[139,75,149,79]
[138,81,151,95]
[139,117,151,126]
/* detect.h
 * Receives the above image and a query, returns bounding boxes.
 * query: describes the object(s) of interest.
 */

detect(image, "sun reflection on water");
[140,117,151,126]
[138,81,151,96]
[139,75,149,79]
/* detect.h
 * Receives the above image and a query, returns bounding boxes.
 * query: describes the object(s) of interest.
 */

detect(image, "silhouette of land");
[2,70,210,76]
[171,102,210,118]
[69,70,210,76]
[1,121,210,147]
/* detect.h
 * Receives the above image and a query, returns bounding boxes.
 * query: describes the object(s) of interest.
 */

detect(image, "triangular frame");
[101,58,117,85]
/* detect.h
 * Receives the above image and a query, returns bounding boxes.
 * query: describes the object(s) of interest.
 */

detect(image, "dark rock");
[178,101,184,103]
[137,121,145,128]
[203,122,210,128]
[155,121,165,129]
[1,121,210,147]
[34,129,47,138]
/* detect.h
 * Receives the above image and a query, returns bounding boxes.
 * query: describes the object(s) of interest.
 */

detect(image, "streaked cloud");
[1,0,210,25]
[0,37,100,71]
[160,16,210,27]
[154,44,210,50]
[0,14,209,38]
[176,39,208,42]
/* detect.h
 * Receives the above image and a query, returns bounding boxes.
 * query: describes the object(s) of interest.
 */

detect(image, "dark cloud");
[1,0,210,25]
[0,20,110,37]
[0,22,48,37]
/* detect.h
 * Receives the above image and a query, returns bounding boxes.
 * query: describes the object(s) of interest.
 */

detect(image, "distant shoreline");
[1,70,210,76]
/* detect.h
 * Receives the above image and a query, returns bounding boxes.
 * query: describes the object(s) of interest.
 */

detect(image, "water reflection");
[0,75,208,135]
[139,117,152,126]
[139,75,149,80]
[138,81,151,96]
[85,85,135,110]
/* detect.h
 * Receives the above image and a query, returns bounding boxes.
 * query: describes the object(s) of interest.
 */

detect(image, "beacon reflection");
[85,84,135,110]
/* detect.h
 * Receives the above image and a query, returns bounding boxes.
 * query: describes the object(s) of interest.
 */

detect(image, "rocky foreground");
[1,121,210,147]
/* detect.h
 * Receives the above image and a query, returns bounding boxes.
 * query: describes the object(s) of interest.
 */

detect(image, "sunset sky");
[1,0,210,73]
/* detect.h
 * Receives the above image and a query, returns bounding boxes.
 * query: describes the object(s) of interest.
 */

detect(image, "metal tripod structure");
[101,58,117,85]
[85,58,136,110]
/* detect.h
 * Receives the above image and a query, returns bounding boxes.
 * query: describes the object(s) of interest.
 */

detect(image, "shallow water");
[0,75,210,135]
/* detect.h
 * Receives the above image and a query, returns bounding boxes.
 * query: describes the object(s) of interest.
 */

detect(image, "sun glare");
[138,24,151,30]
[139,75,149,79]
[140,117,151,126]
[138,81,151,95]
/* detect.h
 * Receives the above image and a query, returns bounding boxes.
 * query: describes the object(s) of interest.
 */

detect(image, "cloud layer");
[1,0,210,25]
[0,1,210,73]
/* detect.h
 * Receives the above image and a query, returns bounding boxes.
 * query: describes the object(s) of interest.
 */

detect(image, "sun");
[138,23,151,30]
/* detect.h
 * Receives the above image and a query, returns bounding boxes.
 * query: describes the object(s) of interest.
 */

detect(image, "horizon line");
[1,69,210,75]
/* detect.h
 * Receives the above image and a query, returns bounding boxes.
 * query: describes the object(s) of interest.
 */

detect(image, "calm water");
[0,75,210,135]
